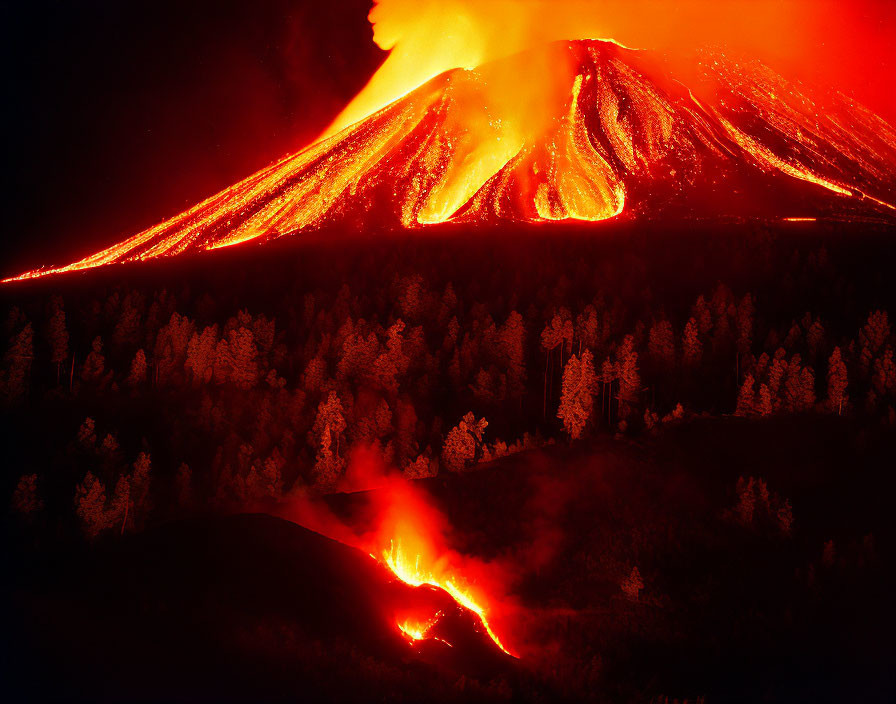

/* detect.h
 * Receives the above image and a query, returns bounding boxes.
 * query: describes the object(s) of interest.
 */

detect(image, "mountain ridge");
[7,39,896,282]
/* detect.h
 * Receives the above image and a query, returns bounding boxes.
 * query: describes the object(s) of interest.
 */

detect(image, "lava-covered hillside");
[7,40,896,283]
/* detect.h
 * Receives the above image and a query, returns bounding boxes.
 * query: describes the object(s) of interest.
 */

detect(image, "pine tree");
[313,392,347,459]
[154,312,195,386]
[130,452,152,528]
[228,327,258,390]
[872,348,896,398]
[736,294,755,356]
[858,310,890,375]
[806,319,825,360]
[442,412,487,472]
[499,311,526,404]
[616,335,641,419]
[621,567,644,601]
[46,297,69,383]
[75,472,111,539]
[81,336,106,384]
[735,374,756,416]
[756,384,774,416]
[112,291,143,350]
[12,474,42,517]
[826,348,848,414]
[78,417,97,450]
[558,350,596,439]
[185,325,219,386]
[692,295,713,336]
[540,314,563,417]
[2,322,33,401]
[127,349,147,388]
[313,425,342,488]
[647,320,675,370]
[681,317,702,368]
[574,305,599,353]
[109,475,131,534]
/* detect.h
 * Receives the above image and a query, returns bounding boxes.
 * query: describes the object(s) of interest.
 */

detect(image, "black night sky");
[2,1,382,274]
[2,1,894,276]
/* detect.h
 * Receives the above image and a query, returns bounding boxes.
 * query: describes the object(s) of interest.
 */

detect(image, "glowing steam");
[323,0,825,138]
[280,473,520,658]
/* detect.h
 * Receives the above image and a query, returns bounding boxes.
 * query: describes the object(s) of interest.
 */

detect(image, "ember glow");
[5,5,896,283]
[281,472,520,659]
[380,539,516,657]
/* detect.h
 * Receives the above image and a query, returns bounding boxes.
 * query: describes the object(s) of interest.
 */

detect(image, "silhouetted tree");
[442,412,487,472]
[75,472,111,539]
[46,297,69,383]
[12,474,42,517]
[127,349,147,388]
[81,336,106,384]
[2,322,33,401]
[826,347,848,414]
[616,335,641,420]
[736,374,756,416]
[185,325,218,386]
[681,317,702,368]
[647,320,675,374]
[621,567,644,601]
[558,350,596,439]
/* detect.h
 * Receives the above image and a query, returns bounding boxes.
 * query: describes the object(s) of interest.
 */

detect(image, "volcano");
[7,39,896,282]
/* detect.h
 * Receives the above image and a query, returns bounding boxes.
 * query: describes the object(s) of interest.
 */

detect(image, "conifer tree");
[442,412,487,472]
[314,392,347,459]
[226,327,258,390]
[47,297,69,383]
[75,472,111,539]
[185,325,219,386]
[681,317,702,368]
[647,320,675,370]
[621,567,644,601]
[736,374,756,416]
[826,347,848,414]
[558,350,596,439]
[127,349,147,388]
[12,474,42,517]
[872,348,896,398]
[2,322,33,401]
[81,336,106,384]
[499,311,526,404]
[616,335,641,419]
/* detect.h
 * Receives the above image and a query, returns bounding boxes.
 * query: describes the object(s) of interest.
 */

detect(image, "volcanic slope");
[8,39,896,281]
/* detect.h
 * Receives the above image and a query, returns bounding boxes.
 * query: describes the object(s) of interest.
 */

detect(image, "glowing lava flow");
[5,40,896,283]
[380,539,516,657]
[396,611,453,648]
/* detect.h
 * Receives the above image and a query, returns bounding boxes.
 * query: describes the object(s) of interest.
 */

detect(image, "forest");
[3,221,895,538]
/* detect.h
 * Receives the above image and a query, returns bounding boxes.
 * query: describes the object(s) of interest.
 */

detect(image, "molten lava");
[379,539,516,657]
[397,614,439,642]
[6,38,896,282]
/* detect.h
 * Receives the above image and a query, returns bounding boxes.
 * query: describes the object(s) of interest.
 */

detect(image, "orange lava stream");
[5,41,896,284]
[396,611,447,643]
[381,539,516,657]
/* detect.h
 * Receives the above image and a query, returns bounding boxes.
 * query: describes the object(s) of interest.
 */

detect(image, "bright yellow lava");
[381,539,516,657]
[4,41,895,284]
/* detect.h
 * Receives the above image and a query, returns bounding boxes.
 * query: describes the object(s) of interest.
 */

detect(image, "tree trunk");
[120,485,130,536]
